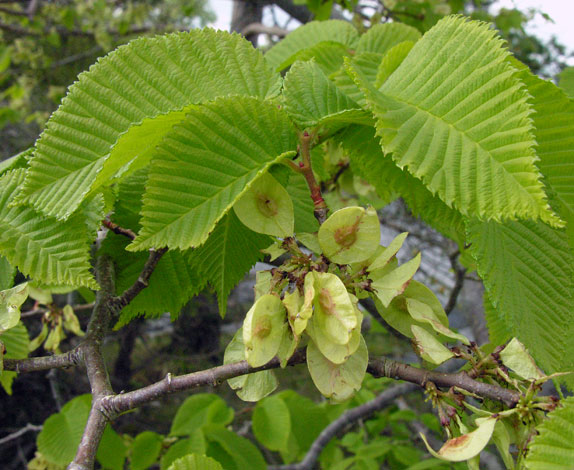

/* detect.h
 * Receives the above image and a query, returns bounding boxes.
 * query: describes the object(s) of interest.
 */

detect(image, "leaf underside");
[467,218,574,385]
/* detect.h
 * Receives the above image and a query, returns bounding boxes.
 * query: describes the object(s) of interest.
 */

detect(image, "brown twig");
[445,250,466,315]
[0,424,43,447]
[241,22,288,37]
[109,247,168,313]
[102,219,136,241]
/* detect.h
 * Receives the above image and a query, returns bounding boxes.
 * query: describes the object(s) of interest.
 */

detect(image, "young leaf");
[233,173,294,237]
[167,454,223,470]
[420,416,497,462]
[129,96,297,251]
[0,322,28,394]
[16,30,281,219]
[170,394,234,437]
[0,256,15,291]
[253,395,292,453]
[160,433,206,470]
[307,335,368,402]
[349,16,561,227]
[204,425,267,470]
[370,253,421,307]
[283,60,371,129]
[356,22,421,55]
[467,218,574,385]
[524,395,574,469]
[332,53,382,108]
[264,20,359,72]
[375,41,416,88]
[0,170,98,289]
[130,431,163,470]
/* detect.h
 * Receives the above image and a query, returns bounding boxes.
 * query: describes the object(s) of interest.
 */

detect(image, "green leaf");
[289,42,351,76]
[333,53,382,108]
[283,60,371,129]
[170,394,234,437]
[0,148,30,177]
[483,291,511,346]
[514,63,574,228]
[0,170,98,289]
[371,254,421,307]
[130,431,163,470]
[16,30,281,220]
[167,454,222,470]
[339,125,466,245]
[350,16,560,227]
[97,425,128,470]
[160,432,206,470]
[0,282,28,333]
[0,256,15,291]
[37,395,91,466]
[307,335,368,402]
[467,218,574,383]
[375,41,416,88]
[558,67,574,99]
[204,425,267,470]
[264,20,359,72]
[0,322,28,394]
[129,96,297,251]
[189,211,271,317]
[223,327,278,401]
[499,337,544,380]
[411,325,454,365]
[253,395,292,452]
[356,22,421,54]
[525,396,574,469]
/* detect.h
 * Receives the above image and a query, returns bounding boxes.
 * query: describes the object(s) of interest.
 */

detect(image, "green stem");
[299,131,328,224]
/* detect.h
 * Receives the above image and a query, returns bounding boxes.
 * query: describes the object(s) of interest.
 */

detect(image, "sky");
[207,0,574,64]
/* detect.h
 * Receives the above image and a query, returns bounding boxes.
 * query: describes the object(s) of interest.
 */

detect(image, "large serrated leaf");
[467,218,574,385]
[16,30,281,220]
[168,455,222,470]
[0,322,28,394]
[338,125,465,245]
[129,96,297,251]
[356,22,421,54]
[264,20,359,72]
[0,170,98,289]
[525,396,574,469]
[189,211,271,317]
[283,60,370,129]
[513,62,574,229]
[350,15,560,226]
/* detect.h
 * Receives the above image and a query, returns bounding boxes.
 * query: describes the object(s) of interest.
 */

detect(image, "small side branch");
[109,248,167,313]
[102,219,136,241]
[0,424,43,447]
[269,383,418,470]
[4,348,82,373]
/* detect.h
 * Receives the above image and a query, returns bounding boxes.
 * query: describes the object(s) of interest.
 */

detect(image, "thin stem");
[298,131,328,224]
[102,219,137,241]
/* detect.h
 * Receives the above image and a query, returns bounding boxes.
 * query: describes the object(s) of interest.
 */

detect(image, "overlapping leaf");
[356,22,421,54]
[264,20,359,72]
[283,60,371,129]
[286,172,319,234]
[189,211,271,317]
[0,170,97,289]
[350,15,560,226]
[514,62,574,227]
[16,30,282,220]
[338,125,465,245]
[129,96,297,251]
[525,396,574,469]
[467,218,574,383]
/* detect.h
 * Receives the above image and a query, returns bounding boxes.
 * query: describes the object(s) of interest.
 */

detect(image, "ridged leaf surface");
[16,30,281,220]
[525,396,574,469]
[189,211,271,317]
[351,15,560,226]
[283,60,370,129]
[467,218,574,382]
[129,97,297,251]
[264,20,358,72]
[338,126,465,245]
[0,170,97,289]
